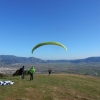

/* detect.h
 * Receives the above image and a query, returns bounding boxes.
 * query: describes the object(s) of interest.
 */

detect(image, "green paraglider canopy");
[32,42,67,53]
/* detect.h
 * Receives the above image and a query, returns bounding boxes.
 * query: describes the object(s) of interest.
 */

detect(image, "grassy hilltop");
[0,74,100,100]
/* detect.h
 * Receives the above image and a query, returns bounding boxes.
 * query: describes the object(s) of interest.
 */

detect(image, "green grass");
[0,74,100,100]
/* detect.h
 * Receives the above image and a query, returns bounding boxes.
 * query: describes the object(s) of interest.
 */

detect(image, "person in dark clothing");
[21,66,25,79]
[48,69,52,76]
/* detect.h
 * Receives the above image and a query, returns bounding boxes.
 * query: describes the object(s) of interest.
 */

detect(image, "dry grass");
[0,74,100,100]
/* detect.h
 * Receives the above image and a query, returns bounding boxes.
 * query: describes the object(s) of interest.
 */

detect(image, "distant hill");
[0,55,46,65]
[69,57,100,63]
[0,55,100,65]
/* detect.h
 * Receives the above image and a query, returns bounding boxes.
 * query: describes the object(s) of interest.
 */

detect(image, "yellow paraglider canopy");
[32,41,67,53]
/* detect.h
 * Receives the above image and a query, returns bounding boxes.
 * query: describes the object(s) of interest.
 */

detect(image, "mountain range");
[0,55,100,65]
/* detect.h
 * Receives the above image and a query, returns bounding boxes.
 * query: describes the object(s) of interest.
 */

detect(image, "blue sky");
[0,0,100,60]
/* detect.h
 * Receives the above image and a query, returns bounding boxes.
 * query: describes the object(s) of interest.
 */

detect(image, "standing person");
[48,69,52,76]
[21,66,25,79]
[29,66,35,81]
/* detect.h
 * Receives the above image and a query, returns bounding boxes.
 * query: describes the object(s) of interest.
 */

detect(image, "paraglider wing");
[32,42,67,53]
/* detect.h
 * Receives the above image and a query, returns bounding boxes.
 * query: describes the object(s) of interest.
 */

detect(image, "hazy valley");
[0,55,100,77]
